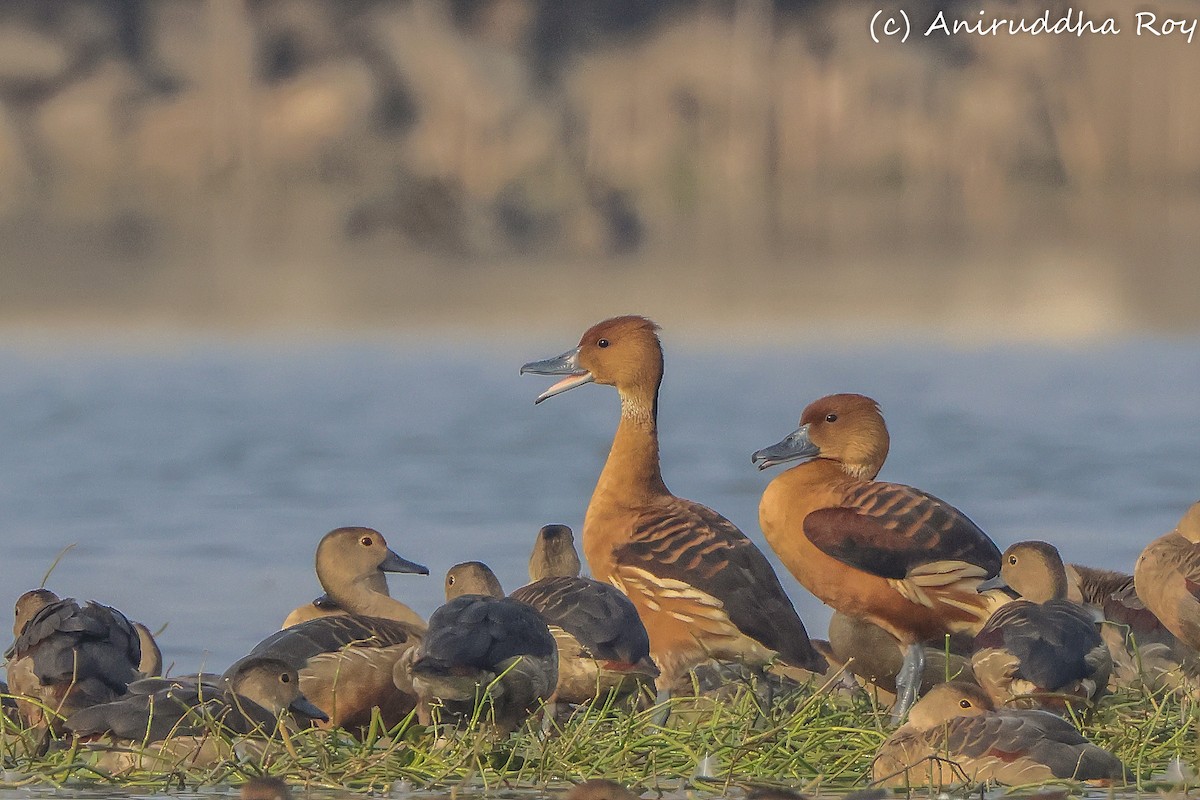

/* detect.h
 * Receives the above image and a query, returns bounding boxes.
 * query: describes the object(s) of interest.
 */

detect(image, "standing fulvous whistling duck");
[752,393,1001,722]
[1135,502,1200,650]
[872,682,1127,787]
[522,316,826,696]
[972,541,1111,710]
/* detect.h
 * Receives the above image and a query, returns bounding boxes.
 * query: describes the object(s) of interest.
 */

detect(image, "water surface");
[0,335,1196,680]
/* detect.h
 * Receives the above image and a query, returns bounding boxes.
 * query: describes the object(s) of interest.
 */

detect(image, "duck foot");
[890,643,925,725]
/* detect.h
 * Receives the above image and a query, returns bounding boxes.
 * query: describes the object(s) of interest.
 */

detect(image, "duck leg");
[890,643,925,725]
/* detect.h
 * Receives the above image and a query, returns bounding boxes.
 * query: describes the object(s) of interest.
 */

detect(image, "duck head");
[752,393,889,480]
[905,681,994,731]
[997,541,1068,603]
[529,524,582,581]
[315,526,428,601]
[445,561,505,600]
[521,316,663,403]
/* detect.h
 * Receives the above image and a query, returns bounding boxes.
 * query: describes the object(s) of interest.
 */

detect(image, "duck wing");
[612,497,826,671]
[511,576,651,665]
[803,482,1000,579]
[415,596,555,674]
[249,615,419,668]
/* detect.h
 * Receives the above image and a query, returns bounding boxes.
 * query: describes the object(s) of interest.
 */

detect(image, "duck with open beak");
[520,348,595,403]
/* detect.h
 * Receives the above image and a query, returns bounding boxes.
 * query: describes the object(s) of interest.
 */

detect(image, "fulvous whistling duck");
[65,655,325,741]
[1135,502,1200,650]
[827,611,974,699]
[510,524,658,710]
[522,316,826,696]
[6,590,143,733]
[247,527,427,731]
[872,682,1127,787]
[398,561,558,734]
[752,393,1001,722]
[972,541,1111,709]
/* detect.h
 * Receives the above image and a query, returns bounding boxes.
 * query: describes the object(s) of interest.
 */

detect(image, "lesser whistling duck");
[6,590,143,732]
[281,594,351,629]
[752,393,1001,722]
[972,541,1111,710]
[398,562,558,734]
[1135,502,1200,650]
[509,524,658,708]
[872,682,1127,786]
[247,526,427,730]
[522,316,826,696]
[1065,558,1195,691]
[65,655,326,742]
[827,611,974,699]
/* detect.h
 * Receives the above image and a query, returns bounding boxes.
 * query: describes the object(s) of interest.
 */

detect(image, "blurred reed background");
[0,0,1197,338]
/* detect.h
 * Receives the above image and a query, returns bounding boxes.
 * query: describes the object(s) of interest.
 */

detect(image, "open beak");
[380,549,429,575]
[752,424,821,470]
[289,694,329,722]
[520,347,594,404]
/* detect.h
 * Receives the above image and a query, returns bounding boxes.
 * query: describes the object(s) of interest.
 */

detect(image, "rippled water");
[1,334,1197,687]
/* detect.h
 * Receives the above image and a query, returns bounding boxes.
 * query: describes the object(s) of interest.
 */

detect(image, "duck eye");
[959,699,971,709]
[281,673,291,683]
[1008,555,1017,565]
[447,575,455,585]
[360,536,373,547]
[597,338,610,348]
[825,414,838,423]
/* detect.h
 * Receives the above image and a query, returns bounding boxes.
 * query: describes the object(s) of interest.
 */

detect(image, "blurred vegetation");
[0,0,1196,334]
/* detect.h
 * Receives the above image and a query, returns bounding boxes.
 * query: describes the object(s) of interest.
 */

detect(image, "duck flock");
[4,314,1199,789]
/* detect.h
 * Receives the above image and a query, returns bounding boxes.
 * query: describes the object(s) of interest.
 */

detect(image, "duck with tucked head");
[510,524,658,712]
[522,316,826,698]
[247,527,428,731]
[397,562,558,735]
[972,541,1111,710]
[6,590,144,734]
[872,682,1127,786]
[753,393,1001,723]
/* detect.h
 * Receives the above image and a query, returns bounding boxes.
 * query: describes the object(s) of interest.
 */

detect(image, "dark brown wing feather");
[803,482,1000,579]
[614,498,826,671]
[249,615,418,669]
[510,576,651,665]
[942,712,1126,780]
[10,599,141,697]
[974,600,1105,691]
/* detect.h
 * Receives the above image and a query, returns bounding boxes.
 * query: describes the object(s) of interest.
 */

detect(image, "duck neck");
[594,381,668,503]
[325,573,426,628]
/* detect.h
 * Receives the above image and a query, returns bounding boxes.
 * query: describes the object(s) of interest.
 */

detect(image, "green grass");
[2,679,1199,794]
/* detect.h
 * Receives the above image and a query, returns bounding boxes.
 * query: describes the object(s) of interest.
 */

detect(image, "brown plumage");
[398,562,558,734]
[247,527,428,731]
[872,682,1127,787]
[522,316,825,693]
[6,591,143,733]
[64,655,326,742]
[1135,502,1200,650]
[510,525,658,707]
[972,542,1111,710]
[827,611,974,697]
[753,393,1001,721]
